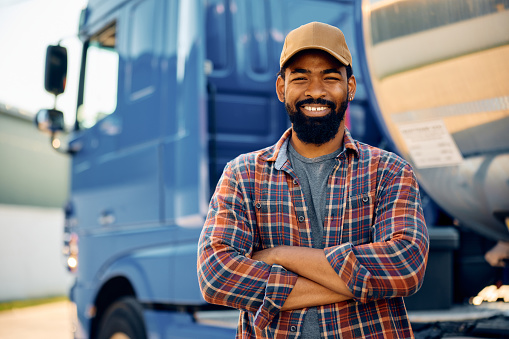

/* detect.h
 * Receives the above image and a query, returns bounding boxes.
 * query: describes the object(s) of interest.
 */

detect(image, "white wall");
[0,108,70,208]
[0,204,74,302]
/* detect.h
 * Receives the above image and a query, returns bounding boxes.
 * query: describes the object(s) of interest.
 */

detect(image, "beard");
[285,96,349,146]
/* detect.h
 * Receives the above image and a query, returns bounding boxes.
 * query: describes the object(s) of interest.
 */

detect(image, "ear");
[347,75,357,101]
[276,75,285,103]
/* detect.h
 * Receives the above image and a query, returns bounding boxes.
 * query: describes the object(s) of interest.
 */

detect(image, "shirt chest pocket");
[341,191,376,245]
[254,198,300,247]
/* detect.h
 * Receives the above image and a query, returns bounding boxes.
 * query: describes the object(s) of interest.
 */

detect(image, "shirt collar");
[261,127,359,169]
[275,137,290,170]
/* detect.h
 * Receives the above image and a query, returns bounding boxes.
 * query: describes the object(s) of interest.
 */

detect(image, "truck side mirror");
[35,109,65,133]
[44,45,68,96]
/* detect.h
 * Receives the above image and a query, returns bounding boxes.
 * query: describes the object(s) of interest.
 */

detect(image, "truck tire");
[97,297,147,339]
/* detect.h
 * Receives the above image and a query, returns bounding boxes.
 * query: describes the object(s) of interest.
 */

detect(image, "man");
[198,22,429,338]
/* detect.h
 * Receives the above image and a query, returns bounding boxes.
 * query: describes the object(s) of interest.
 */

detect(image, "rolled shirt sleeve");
[197,161,298,329]
[324,163,429,303]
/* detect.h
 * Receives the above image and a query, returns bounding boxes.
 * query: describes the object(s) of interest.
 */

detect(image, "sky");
[0,0,86,125]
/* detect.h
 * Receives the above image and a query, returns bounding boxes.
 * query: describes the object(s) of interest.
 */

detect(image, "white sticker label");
[397,120,463,168]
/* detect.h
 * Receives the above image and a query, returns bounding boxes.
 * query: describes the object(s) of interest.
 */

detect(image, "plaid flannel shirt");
[198,128,429,338]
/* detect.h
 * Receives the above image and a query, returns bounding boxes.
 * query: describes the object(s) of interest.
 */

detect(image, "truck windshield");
[77,23,119,129]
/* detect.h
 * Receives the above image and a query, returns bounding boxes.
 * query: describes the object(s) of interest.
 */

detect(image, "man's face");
[276,50,356,146]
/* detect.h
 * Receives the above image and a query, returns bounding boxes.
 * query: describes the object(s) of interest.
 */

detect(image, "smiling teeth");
[304,106,327,112]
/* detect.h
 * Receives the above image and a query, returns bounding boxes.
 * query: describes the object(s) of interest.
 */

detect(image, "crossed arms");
[251,246,353,310]
[197,158,429,329]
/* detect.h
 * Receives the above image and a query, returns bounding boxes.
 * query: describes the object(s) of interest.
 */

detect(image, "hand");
[485,241,509,267]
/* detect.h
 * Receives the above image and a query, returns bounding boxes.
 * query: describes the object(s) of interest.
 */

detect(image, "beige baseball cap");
[280,22,352,69]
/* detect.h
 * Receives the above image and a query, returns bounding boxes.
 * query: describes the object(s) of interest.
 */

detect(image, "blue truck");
[36,0,509,338]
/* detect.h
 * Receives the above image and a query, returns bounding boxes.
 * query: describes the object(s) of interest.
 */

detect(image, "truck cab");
[37,1,381,338]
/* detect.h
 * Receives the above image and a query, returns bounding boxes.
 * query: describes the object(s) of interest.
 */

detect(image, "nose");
[304,78,326,99]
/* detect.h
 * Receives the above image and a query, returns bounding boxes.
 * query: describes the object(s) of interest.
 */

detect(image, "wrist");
[271,246,283,266]
[273,245,293,268]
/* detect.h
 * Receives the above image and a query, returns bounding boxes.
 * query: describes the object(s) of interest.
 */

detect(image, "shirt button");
[298,215,305,222]
[362,196,369,203]
[293,178,298,185]
[290,325,297,332]
[255,202,261,209]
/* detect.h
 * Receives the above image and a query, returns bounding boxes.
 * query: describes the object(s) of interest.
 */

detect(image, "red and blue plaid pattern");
[198,128,429,338]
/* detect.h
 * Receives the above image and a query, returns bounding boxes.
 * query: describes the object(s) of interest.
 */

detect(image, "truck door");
[72,0,163,232]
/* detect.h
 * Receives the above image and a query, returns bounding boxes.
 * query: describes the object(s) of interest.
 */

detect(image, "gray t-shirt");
[287,142,343,338]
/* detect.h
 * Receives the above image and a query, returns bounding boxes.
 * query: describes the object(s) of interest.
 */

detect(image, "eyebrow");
[290,68,342,75]
[322,69,342,75]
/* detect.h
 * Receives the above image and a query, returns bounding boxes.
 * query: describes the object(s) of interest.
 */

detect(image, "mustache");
[295,98,337,110]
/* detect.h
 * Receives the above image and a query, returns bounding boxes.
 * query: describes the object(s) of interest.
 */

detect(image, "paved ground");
[1,300,507,339]
[0,301,74,339]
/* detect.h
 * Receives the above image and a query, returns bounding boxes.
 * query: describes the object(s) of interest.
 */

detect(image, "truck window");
[77,23,119,129]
